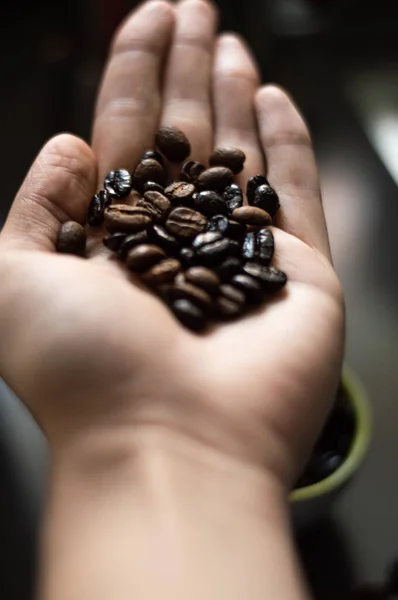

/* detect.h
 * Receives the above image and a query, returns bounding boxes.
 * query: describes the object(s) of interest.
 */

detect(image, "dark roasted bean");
[104,169,132,199]
[155,126,191,162]
[219,284,246,306]
[147,224,180,252]
[142,149,164,166]
[181,160,205,183]
[252,184,280,216]
[104,204,152,233]
[192,231,230,264]
[230,274,264,304]
[103,232,126,252]
[209,146,246,174]
[223,184,243,213]
[255,228,274,264]
[87,189,110,226]
[197,166,234,192]
[179,247,197,267]
[215,297,243,319]
[169,276,212,310]
[216,257,243,281]
[125,244,165,271]
[141,258,181,286]
[228,239,242,257]
[227,219,246,240]
[243,263,287,292]
[165,181,196,205]
[232,206,272,227]
[138,191,170,223]
[143,181,165,194]
[133,159,166,189]
[206,214,229,234]
[118,231,149,257]
[242,231,256,260]
[246,175,268,203]
[57,221,86,256]
[166,207,207,239]
[171,299,206,332]
[194,190,228,217]
[185,266,220,293]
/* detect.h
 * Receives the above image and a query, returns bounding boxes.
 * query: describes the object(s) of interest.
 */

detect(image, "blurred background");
[1,0,398,598]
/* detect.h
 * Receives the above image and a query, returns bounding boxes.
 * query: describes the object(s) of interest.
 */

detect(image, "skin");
[0,1,345,599]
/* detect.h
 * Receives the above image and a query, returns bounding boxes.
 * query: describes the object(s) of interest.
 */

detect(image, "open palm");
[0,0,344,487]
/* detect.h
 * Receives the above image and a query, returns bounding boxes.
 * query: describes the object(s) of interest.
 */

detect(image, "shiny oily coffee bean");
[230,274,264,304]
[179,247,197,267]
[242,231,256,261]
[170,275,212,310]
[215,297,244,319]
[133,159,166,189]
[192,231,230,264]
[138,191,170,223]
[143,181,164,194]
[219,284,246,306]
[141,258,181,286]
[181,160,205,183]
[232,206,272,227]
[255,228,274,264]
[104,204,152,233]
[142,149,164,166]
[209,146,246,174]
[147,224,180,253]
[227,219,246,240]
[57,221,86,256]
[206,214,229,234]
[194,190,228,217]
[216,257,243,281]
[103,232,126,253]
[125,244,165,272]
[223,184,243,213]
[117,230,149,257]
[155,126,191,163]
[165,181,196,205]
[252,184,280,217]
[197,166,234,192]
[185,266,220,294]
[243,263,287,292]
[87,189,110,226]
[246,175,268,203]
[166,207,207,240]
[171,299,206,332]
[104,169,132,199]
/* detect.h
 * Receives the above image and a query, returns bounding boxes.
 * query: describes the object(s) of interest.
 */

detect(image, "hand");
[0,0,343,488]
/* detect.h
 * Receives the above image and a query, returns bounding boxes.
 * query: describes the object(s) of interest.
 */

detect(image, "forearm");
[38,427,310,600]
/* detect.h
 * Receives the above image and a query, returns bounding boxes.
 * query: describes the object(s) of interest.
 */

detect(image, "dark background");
[1,1,398,598]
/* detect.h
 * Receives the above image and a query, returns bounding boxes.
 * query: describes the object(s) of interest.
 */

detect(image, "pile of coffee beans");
[57,126,287,331]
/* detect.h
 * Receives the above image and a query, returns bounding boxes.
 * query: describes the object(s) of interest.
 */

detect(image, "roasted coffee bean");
[227,219,246,240]
[171,299,206,332]
[155,126,191,162]
[194,190,228,217]
[104,169,132,199]
[118,231,149,257]
[246,175,268,203]
[87,189,110,226]
[230,274,264,304]
[147,224,180,252]
[209,146,246,174]
[255,228,274,264]
[215,297,244,319]
[181,160,205,183]
[104,204,152,233]
[242,232,256,260]
[169,277,212,311]
[185,266,220,293]
[243,263,287,292]
[141,258,181,286]
[206,214,229,234]
[142,149,164,166]
[143,181,165,194]
[252,184,280,217]
[228,239,242,257]
[231,206,272,227]
[165,181,196,205]
[216,257,243,281]
[103,232,126,252]
[179,247,197,267]
[223,184,243,213]
[133,159,166,189]
[192,231,230,264]
[166,207,207,239]
[138,191,170,223]
[219,284,246,306]
[125,244,166,272]
[57,221,86,255]
[197,167,234,192]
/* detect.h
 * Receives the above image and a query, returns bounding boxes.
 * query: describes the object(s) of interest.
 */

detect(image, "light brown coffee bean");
[165,181,196,204]
[231,206,272,227]
[104,204,152,233]
[215,297,244,319]
[168,277,212,310]
[125,244,165,271]
[57,221,86,255]
[155,126,191,162]
[209,146,246,174]
[197,166,234,192]
[219,284,246,306]
[141,258,181,286]
[133,159,166,189]
[137,191,170,223]
[166,207,207,239]
[185,266,220,293]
